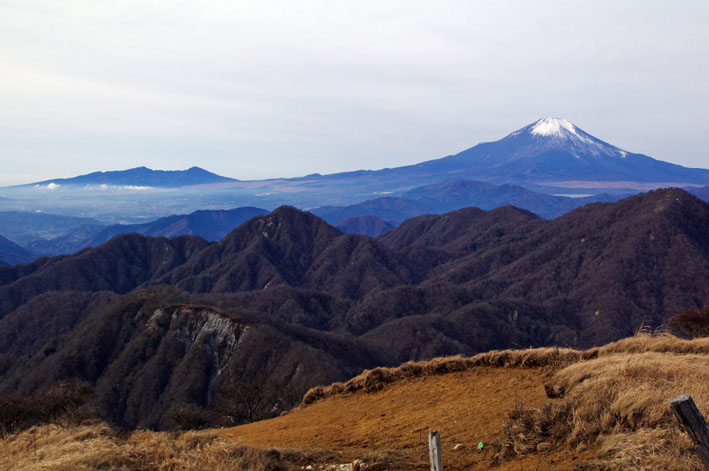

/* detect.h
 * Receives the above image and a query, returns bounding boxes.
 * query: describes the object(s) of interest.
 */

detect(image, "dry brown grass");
[301,348,582,406]
[8,334,709,471]
[0,421,288,471]
[499,337,709,471]
[298,334,709,470]
[302,334,709,407]
[590,333,709,356]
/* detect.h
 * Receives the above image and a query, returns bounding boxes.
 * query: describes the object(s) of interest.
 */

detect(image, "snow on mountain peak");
[518,117,628,159]
[530,118,577,137]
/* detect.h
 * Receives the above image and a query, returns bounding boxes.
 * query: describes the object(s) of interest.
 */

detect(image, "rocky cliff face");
[169,307,247,402]
[0,287,386,429]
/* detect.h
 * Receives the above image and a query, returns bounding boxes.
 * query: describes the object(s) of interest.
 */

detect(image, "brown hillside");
[224,365,563,470]
[222,336,709,471]
[0,234,210,317]
[0,288,387,429]
[378,188,709,344]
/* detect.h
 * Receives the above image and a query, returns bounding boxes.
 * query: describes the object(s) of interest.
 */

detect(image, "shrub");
[0,379,93,436]
[168,403,216,431]
[668,306,709,338]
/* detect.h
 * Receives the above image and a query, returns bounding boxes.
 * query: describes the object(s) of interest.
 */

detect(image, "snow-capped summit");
[530,117,578,137]
[511,117,627,159]
[400,117,709,188]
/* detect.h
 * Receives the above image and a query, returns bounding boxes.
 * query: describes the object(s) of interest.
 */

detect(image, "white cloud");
[83,184,153,190]
[121,185,151,190]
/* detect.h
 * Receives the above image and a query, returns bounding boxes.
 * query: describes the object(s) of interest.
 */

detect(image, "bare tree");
[213,370,301,424]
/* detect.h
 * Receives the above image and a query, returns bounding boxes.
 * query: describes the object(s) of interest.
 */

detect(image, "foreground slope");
[4,335,708,470]
[0,424,289,471]
[225,363,554,470]
[223,335,709,471]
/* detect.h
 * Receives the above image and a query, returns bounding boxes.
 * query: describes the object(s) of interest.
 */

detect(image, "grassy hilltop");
[3,330,709,471]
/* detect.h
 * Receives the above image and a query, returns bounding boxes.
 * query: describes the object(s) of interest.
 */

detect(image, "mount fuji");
[414,117,709,188]
[303,117,709,195]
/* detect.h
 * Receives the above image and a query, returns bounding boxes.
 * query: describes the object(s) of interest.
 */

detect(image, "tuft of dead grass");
[499,347,709,470]
[0,422,288,471]
[302,334,709,407]
[590,333,709,356]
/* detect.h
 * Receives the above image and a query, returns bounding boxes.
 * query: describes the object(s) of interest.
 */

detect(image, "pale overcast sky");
[1,0,708,185]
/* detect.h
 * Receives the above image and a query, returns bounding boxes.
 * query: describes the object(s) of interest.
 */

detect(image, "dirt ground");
[222,366,592,470]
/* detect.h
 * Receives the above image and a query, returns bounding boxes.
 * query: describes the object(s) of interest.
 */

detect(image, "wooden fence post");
[428,430,442,471]
[670,394,709,470]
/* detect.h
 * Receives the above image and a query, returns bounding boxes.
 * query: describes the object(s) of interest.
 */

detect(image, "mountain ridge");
[22,207,269,258]
[0,234,33,266]
[1,189,708,429]
[275,118,709,196]
[313,178,624,225]
[5,119,707,204]
[16,166,236,189]
[401,118,709,187]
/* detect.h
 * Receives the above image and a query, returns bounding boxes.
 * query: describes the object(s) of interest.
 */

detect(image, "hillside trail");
[221,365,591,470]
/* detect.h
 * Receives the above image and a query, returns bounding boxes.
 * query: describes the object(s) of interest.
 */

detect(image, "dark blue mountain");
[0,211,102,245]
[412,118,709,185]
[27,206,269,256]
[0,234,33,266]
[25,166,236,188]
[312,178,624,226]
[334,215,396,237]
[305,118,709,193]
[400,178,623,217]
[689,186,709,202]
[313,197,428,225]
[88,206,268,244]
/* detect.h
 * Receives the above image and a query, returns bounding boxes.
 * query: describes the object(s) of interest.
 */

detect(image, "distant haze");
[1,1,708,186]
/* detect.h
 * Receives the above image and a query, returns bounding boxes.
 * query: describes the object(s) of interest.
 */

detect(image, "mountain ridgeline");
[312,178,624,226]
[0,234,33,266]
[24,166,236,188]
[8,178,630,260]
[0,189,708,430]
[4,119,709,232]
[416,118,709,185]
[23,207,269,257]
[291,118,709,195]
